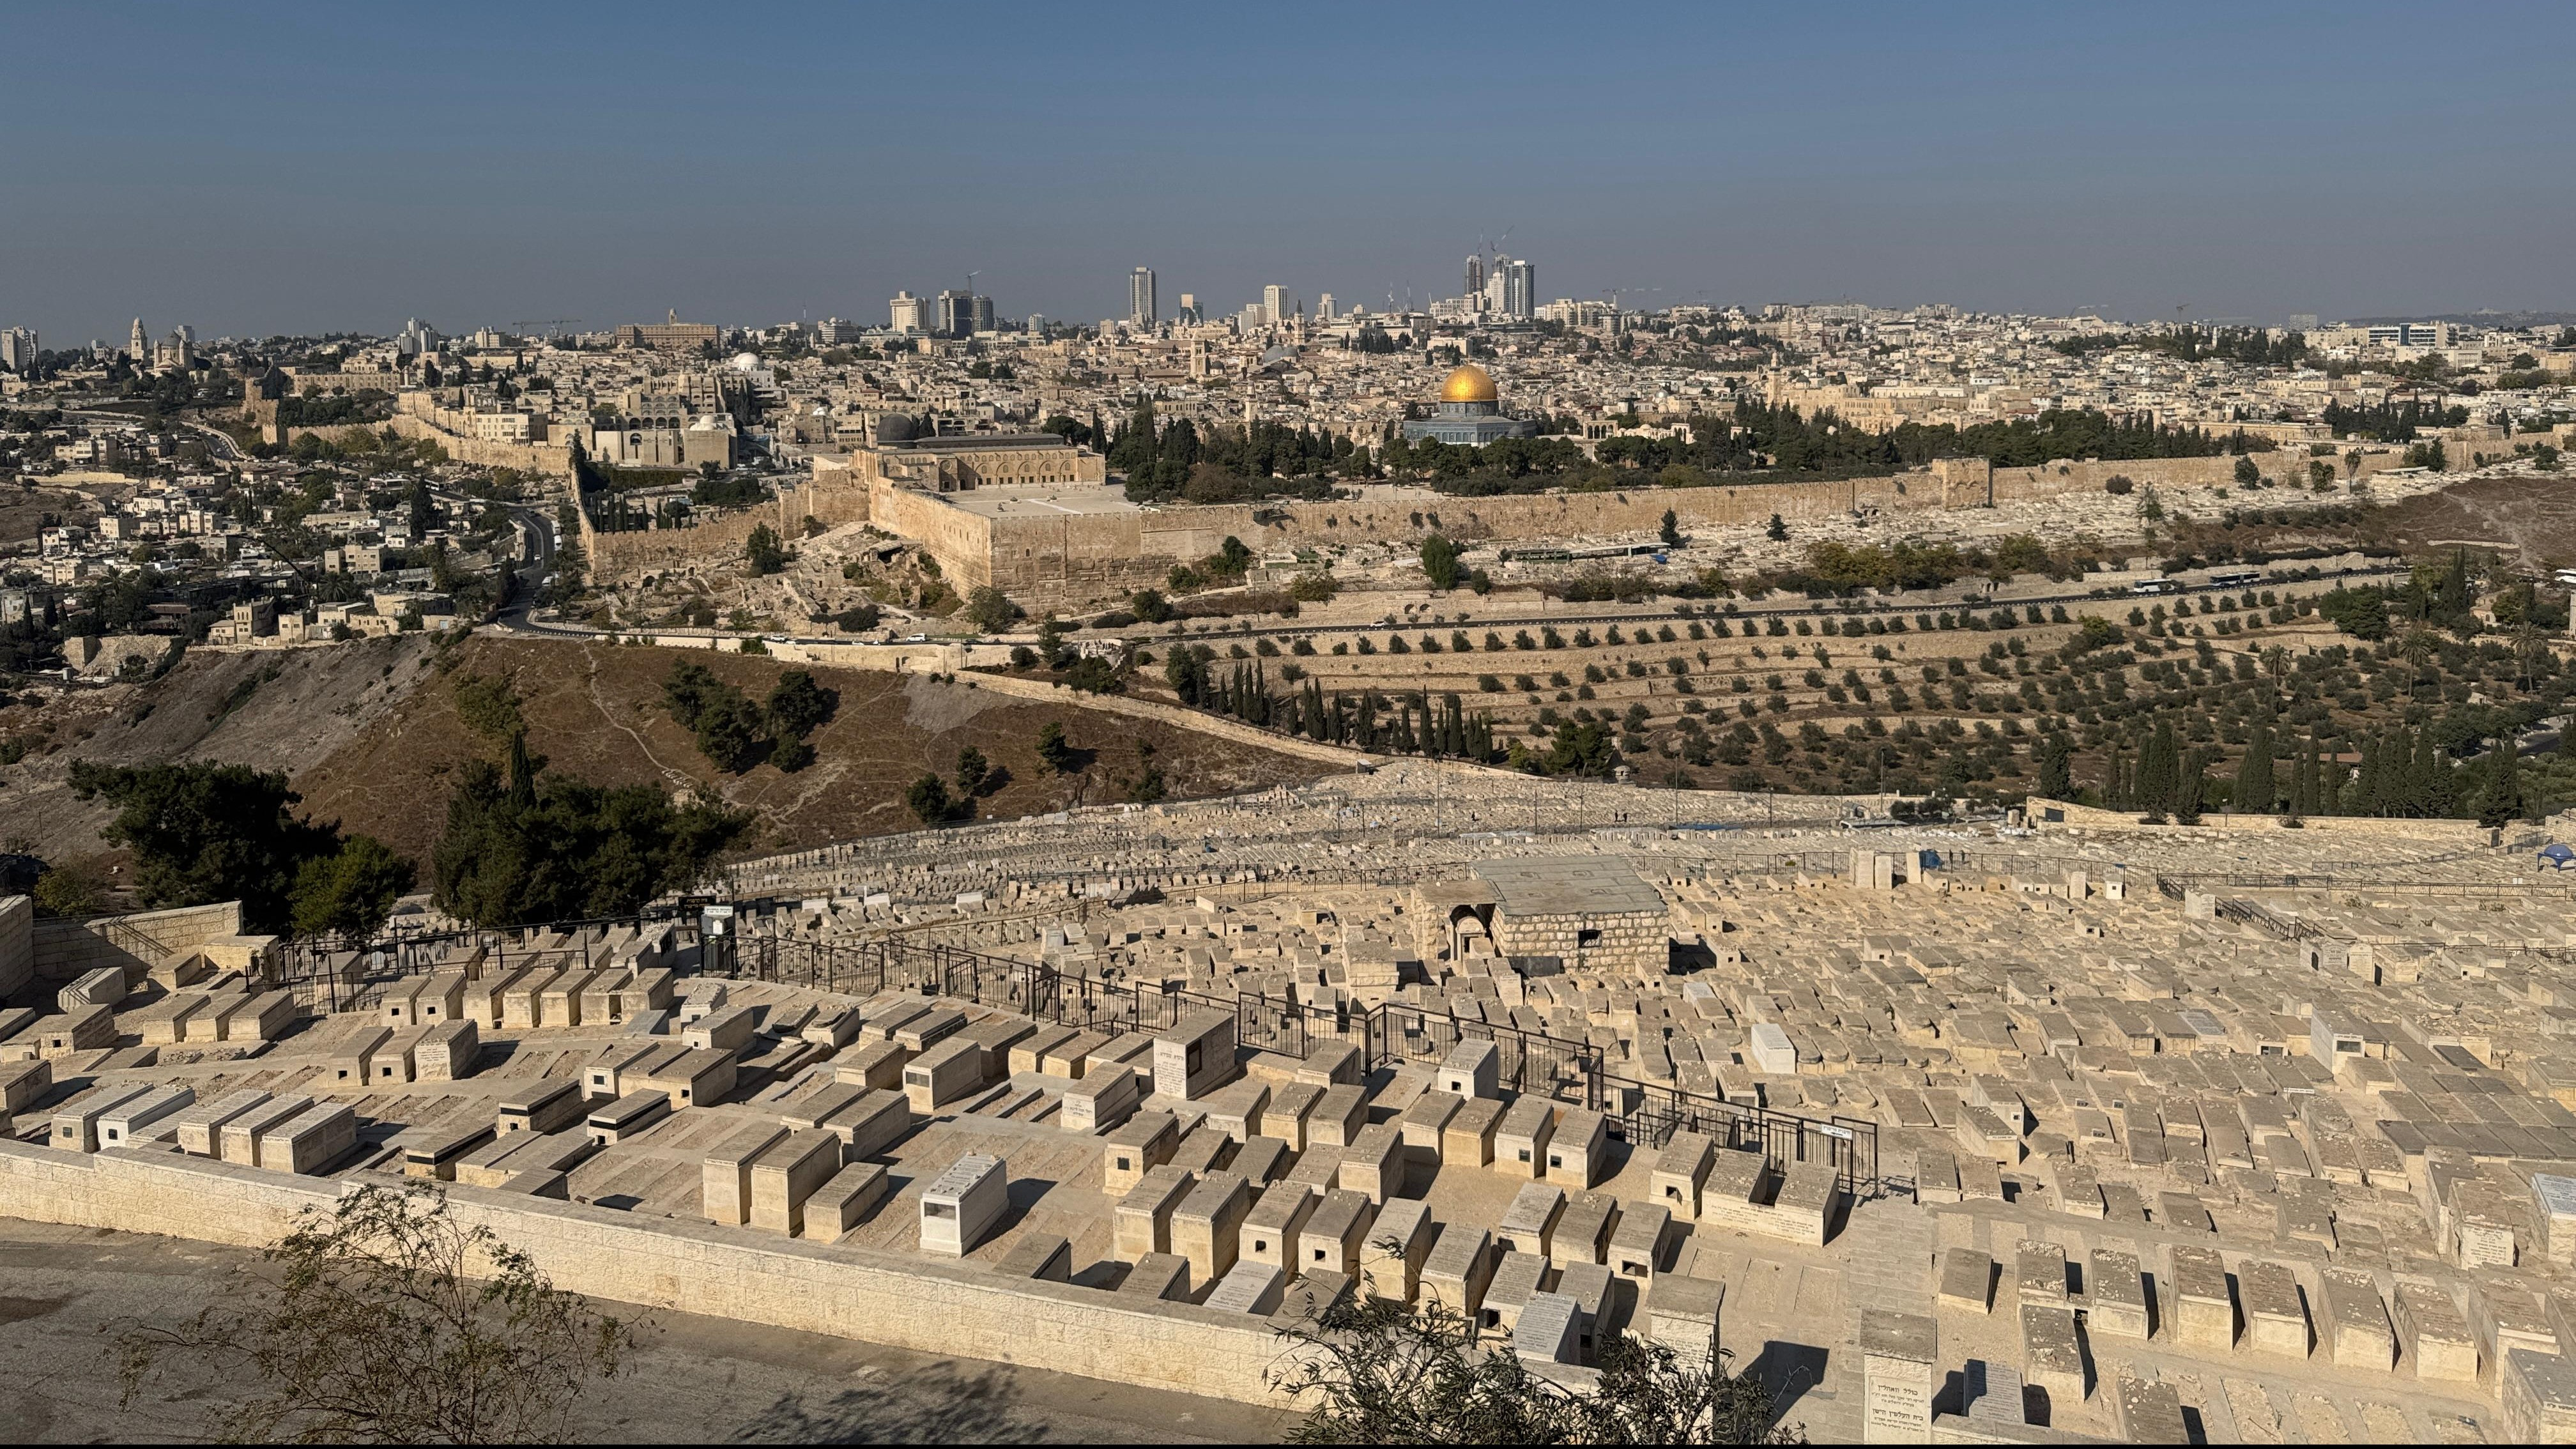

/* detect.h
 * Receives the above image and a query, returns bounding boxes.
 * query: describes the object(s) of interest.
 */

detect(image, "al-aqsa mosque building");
[1401,362,1539,446]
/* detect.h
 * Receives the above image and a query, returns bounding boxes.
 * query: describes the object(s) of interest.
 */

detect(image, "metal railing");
[296,902,1885,1198]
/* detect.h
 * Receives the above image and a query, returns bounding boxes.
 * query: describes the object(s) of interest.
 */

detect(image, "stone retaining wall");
[0,1140,1299,1406]
[2025,797,2499,847]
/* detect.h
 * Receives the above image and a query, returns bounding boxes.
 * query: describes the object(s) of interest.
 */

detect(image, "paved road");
[0,1217,1295,1444]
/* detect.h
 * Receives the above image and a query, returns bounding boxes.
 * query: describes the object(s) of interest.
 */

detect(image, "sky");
[4,2,2572,344]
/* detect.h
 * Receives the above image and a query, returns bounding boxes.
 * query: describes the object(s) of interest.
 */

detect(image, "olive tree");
[113,1184,639,1445]
[1272,1291,1802,1445]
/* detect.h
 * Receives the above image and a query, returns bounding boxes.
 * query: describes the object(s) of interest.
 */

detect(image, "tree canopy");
[66,760,404,937]
[431,736,748,926]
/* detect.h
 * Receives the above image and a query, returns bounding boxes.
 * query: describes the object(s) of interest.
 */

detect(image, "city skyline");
[6,3,2575,343]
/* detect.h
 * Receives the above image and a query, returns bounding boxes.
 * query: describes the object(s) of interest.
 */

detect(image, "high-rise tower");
[1465,255,1485,307]
[1129,268,1157,327]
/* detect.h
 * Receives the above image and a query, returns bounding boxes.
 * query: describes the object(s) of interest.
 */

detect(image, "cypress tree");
[2481,732,2524,827]
[2404,728,2432,817]
[2176,748,2208,824]
[2142,720,2180,820]
[2035,732,2073,801]
[2235,716,2275,814]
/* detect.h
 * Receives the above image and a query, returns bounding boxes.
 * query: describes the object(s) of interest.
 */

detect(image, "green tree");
[2034,732,2072,801]
[743,523,785,577]
[30,857,107,918]
[1036,722,1075,774]
[1540,720,1619,778]
[765,670,838,739]
[1272,1294,1800,1445]
[2235,715,2276,813]
[431,742,747,926]
[2481,732,2525,827]
[2137,720,2181,821]
[113,1184,638,1445]
[1765,514,1788,542]
[905,772,955,825]
[288,836,417,940]
[1420,535,1462,591]
[2175,748,2208,825]
[2234,455,2260,486]
[954,746,990,797]
[66,762,341,933]
[963,586,1022,633]
[1659,509,1682,547]
[691,693,768,773]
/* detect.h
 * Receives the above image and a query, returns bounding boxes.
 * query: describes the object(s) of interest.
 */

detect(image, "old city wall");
[377,413,576,477]
[0,1141,1296,1407]
[1988,450,2412,503]
[866,480,995,592]
[590,448,2408,605]
[581,478,873,580]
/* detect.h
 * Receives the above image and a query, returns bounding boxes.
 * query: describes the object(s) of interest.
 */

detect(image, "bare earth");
[0,1216,1295,1444]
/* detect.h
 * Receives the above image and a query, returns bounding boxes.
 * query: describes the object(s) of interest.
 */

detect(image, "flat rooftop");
[1472,857,1667,917]
[933,485,1142,520]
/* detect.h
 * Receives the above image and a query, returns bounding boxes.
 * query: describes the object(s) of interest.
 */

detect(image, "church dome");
[1439,363,1498,404]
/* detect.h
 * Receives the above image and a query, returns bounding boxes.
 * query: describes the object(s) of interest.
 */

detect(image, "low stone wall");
[29,901,240,985]
[2024,797,2499,847]
[0,1140,1298,1406]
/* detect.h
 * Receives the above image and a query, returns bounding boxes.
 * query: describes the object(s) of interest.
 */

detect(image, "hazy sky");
[6,2,2571,343]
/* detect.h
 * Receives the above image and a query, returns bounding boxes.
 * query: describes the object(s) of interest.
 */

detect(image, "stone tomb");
[917,1152,1008,1257]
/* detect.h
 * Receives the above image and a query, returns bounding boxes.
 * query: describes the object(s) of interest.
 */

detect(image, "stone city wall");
[580,478,873,581]
[1989,450,2412,503]
[587,449,2408,606]
[0,1141,1300,1407]
[867,480,994,589]
[379,412,576,477]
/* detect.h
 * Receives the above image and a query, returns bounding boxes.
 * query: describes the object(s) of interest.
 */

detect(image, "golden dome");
[1439,363,1498,403]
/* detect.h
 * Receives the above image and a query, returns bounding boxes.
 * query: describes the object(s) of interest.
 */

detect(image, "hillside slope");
[289,638,1342,862]
[0,634,441,864]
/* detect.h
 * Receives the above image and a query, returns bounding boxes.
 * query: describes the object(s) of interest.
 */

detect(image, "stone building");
[1444,857,1671,976]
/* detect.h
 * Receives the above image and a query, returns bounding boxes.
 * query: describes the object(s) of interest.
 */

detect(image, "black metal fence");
[297,903,1883,1197]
